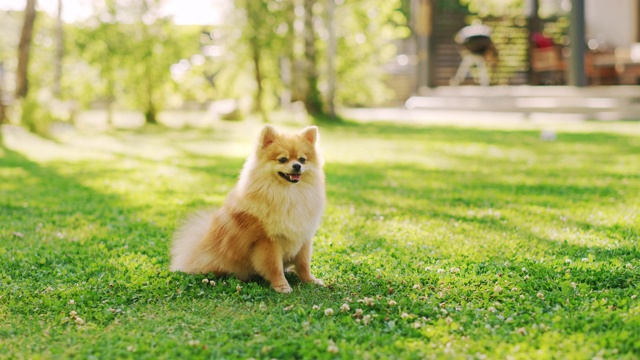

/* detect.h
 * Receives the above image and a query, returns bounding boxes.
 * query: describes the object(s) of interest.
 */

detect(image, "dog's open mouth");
[278,172,301,183]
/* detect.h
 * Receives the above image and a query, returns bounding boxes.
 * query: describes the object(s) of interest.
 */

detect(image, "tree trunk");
[245,0,268,122]
[53,0,64,98]
[288,0,303,103]
[0,62,6,124]
[140,4,158,125]
[16,0,38,99]
[325,0,337,118]
[145,102,157,124]
[303,0,323,115]
[145,74,157,124]
[250,36,268,122]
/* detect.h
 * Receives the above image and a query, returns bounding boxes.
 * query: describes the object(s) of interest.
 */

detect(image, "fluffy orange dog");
[170,125,325,293]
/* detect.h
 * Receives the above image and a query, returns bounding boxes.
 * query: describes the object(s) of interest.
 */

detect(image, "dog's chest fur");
[238,182,324,256]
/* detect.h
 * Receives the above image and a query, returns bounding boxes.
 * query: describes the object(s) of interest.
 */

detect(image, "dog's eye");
[278,157,288,164]
[298,157,306,164]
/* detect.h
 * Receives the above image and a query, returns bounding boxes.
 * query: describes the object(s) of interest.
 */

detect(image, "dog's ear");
[260,125,278,148]
[300,126,318,145]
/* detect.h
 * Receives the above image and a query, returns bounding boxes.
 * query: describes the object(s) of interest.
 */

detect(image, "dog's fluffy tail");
[169,209,214,273]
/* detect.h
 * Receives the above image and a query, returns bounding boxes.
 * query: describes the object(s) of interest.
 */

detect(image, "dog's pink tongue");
[290,174,301,181]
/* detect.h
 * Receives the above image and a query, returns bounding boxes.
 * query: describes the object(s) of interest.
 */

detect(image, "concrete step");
[404,86,640,120]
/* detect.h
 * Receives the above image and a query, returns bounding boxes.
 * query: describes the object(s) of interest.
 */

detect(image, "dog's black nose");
[292,163,301,172]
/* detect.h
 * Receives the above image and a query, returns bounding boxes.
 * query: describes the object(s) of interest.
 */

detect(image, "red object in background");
[532,33,554,48]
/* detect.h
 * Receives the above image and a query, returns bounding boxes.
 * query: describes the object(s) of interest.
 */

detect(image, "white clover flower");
[517,327,527,335]
[324,308,334,316]
[354,309,363,318]
[488,307,497,313]
[413,321,422,329]
[412,284,421,290]
[340,303,350,312]
[537,292,545,299]
[436,269,445,274]
[631,295,637,300]
[312,305,320,311]
[626,263,634,269]
[581,258,589,262]
[401,312,410,319]
[565,259,572,264]
[235,285,242,292]
[202,278,209,284]
[521,268,527,272]
[327,341,339,353]
[360,297,374,306]
[511,287,519,292]
[187,340,200,346]
[69,300,75,305]
[519,294,526,300]
[209,280,216,286]
[363,315,372,325]
[445,316,453,324]
[388,300,397,306]
[450,267,461,274]
[494,285,503,293]
[74,317,84,325]
[69,311,77,317]
[524,275,530,280]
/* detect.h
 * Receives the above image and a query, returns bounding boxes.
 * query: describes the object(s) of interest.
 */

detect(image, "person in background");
[450,22,498,86]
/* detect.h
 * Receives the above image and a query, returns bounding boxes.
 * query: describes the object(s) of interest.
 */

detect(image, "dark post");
[568,0,587,87]
[413,0,435,92]
[527,0,541,84]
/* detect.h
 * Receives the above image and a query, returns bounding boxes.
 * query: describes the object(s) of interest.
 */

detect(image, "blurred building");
[386,0,640,102]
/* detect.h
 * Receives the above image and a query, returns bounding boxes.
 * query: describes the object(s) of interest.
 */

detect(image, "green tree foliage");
[125,0,183,123]
[71,0,125,121]
[459,0,524,16]
[331,0,410,106]
[229,0,411,114]
[2,0,412,125]
[72,0,197,124]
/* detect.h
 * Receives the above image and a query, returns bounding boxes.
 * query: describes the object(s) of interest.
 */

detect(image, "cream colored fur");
[170,125,326,293]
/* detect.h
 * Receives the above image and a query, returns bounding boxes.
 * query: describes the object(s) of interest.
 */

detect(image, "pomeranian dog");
[170,125,325,293]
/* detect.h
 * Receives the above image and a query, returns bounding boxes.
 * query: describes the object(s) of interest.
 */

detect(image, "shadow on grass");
[0,146,214,315]
[323,156,639,293]
[2,122,639,358]
[0,143,334,314]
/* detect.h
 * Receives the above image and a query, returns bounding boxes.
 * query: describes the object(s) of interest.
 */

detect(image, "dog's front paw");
[273,284,293,293]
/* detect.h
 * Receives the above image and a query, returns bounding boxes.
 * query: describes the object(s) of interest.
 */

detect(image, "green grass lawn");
[1,118,639,359]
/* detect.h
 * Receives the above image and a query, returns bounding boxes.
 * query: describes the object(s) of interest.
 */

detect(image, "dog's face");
[257,125,321,184]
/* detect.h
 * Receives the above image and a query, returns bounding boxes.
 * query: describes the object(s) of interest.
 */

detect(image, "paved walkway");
[354,85,640,122]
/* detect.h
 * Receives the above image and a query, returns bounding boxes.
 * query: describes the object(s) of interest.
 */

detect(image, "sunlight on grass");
[1,118,639,359]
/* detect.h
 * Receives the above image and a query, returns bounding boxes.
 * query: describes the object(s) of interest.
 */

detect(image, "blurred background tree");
[0,0,410,130]
[15,0,37,100]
